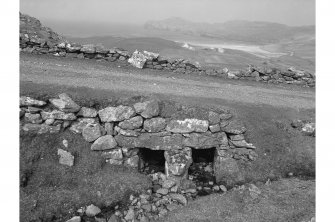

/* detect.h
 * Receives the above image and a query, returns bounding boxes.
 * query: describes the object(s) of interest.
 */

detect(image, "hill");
[144,17,315,44]
[67,36,182,53]
[20,13,64,43]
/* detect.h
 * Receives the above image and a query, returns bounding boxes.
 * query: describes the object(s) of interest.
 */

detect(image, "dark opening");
[192,148,215,163]
[139,148,165,174]
[189,148,217,196]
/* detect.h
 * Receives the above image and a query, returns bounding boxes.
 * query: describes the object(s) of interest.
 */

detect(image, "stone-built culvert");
[19,91,315,221]
[20,93,257,188]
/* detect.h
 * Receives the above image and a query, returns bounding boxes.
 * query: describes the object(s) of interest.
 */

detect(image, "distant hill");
[144,17,315,44]
[20,13,65,43]
[68,36,182,54]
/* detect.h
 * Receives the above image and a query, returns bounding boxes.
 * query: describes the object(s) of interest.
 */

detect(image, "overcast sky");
[20,0,315,26]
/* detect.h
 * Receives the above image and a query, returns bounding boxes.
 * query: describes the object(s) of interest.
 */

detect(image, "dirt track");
[20,53,314,110]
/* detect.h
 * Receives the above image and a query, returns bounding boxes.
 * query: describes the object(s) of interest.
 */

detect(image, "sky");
[20,0,315,26]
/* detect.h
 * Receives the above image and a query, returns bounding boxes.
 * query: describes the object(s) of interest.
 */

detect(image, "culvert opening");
[139,148,165,174]
[189,148,217,196]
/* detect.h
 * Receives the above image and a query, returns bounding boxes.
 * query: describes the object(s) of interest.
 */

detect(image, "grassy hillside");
[145,17,315,44]
[20,13,64,43]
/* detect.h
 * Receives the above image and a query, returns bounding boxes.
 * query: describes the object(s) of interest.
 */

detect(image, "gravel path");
[20,53,315,109]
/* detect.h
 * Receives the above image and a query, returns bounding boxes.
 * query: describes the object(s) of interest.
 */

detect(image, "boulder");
[77,107,97,118]
[82,123,102,142]
[165,148,192,177]
[209,124,221,133]
[214,155,244,187]
[24,113,42,124]
[166,119,209,133]
[49,93,81,113]
[118,116,143,130]
[128,50,148,68]
[57,148,74,167]
[20,96,46,107]
[22,123,61,134]
[65,43,82,53]
[134,100,160,118]
[91,135,117,150]
[143,117,166,132]
[41,110,77,121]
[69,118,96,134]
[98,106,135,122]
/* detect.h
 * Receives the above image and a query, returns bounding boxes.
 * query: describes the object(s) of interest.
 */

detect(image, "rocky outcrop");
[20,93,258,186]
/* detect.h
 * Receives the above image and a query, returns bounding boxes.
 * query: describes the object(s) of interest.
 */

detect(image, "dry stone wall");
[20,93,258,186]
[19,33,315,87]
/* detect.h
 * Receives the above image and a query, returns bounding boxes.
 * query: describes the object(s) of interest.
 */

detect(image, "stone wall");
[20,93,257,186]
[19,33,315,87]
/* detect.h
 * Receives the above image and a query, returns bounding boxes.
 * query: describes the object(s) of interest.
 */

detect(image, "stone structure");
[20,93,258,186]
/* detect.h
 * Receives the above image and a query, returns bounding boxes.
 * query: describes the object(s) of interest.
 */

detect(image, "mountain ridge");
[144,17,315,44]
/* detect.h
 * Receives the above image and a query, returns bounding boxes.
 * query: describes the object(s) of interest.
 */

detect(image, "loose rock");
[85,204,101,217]
[57,149,74,167]
[169,193,187,205]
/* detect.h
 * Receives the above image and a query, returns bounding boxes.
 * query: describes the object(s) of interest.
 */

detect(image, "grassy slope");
[20,130,151,222]
[161,178,315,222]
[67,35,314,71]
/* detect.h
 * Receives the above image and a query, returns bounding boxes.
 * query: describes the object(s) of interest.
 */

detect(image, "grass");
[20,130,151,221]
[161,178,315,222]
